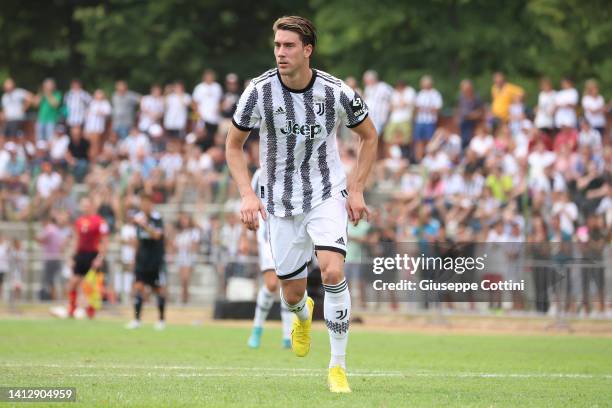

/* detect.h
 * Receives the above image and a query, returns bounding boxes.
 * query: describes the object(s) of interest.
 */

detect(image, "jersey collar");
[276,69,317,94]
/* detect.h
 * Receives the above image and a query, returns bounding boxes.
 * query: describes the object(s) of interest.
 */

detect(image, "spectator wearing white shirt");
[84,89,111,160]
[534,77,556,134]
[64,79,91,130]
[468,124,494,159]
[164,81,191,139]
[192,69,223,144]
[578,118,602,151]
[119,127,151,163]
[384,80,415,157]
[582,79,606,137]
[414,75,443,162]
[34,161,62,217]
[1,78,32,138]
[49,126,70,167]
[138,84,165,133]
[363,70,393,135]
[554,77,578,129]
[552,190,578,235]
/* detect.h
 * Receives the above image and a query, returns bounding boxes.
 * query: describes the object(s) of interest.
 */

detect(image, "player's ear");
[303,44,313,59]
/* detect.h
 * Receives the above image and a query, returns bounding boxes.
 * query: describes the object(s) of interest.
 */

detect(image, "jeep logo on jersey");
[280,120,322,140]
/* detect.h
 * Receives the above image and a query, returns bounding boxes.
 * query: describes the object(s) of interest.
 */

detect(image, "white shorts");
[267,193,348,280]
[258,240,276,273]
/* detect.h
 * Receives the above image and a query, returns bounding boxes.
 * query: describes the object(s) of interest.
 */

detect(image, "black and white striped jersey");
[250,168,269,244]
[233,68,369,217]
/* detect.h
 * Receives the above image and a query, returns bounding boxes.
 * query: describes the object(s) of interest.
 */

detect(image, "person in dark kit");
[126,193,167,330]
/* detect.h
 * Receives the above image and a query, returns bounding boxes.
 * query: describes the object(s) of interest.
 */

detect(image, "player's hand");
[346,190,370,226]
[240,191,266,231]
[92,255,103,270]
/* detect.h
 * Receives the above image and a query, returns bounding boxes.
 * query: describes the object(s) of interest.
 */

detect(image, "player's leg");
[67,252,92,317]
[307,195,351,393]
[126,266,145,329]
[269,214,313,356]
[248,269,276,348]
[153,284,167,330]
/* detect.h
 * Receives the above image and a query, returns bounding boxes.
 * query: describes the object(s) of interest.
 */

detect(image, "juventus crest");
[315,101,325,116]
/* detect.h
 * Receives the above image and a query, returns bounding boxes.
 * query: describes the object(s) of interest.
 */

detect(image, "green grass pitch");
[1,319,611,407]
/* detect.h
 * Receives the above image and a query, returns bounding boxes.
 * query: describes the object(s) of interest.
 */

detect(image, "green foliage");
[1,0,610,104]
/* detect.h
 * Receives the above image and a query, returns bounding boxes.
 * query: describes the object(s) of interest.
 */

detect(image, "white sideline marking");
[2,363,611,379]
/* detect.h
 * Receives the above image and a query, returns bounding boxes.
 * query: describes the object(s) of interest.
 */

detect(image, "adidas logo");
[335,237,345,246]
[274,106,285,115]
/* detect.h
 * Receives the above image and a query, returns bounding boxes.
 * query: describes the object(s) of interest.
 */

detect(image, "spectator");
[49,125,70,168]
[33,78,62,141]
[508,94,525,136]
[554,77,578,129]
[551,190,578,235]
[138,84,164,133]
[36,214,69,300]
[84,89,111,160]
[1,78,32,138]
[119,127,151,163]
[384,80,415,158]
[63,79,91,131]
[193,69,223,146]
[0,233,9,300]
[534,77,556,135]
[578,118,603,151]
[457,79,483,149]
[468,124,494,160]
[582,79,606,137]
[164,81,191,139]
[36,160,62,202]
[112,80,140,140]
[171,213,201,304]
[414,75,443,162]
[363,70,393,135]
[219,73,241,136]
[66,126,90,182]
[491,71,524,126]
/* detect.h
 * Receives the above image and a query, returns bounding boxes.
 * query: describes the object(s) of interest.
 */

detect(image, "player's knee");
[282,290,303,306]
[320,267,344,285]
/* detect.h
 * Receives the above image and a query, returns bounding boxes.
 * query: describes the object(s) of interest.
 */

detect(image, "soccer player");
[226,16,377,393]
[247,168,293,349]
[126,193,167,330]
[67,197,109,319]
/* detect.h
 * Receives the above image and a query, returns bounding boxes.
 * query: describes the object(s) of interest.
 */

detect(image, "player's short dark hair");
[140,192,153,202]
[273,16,317,49]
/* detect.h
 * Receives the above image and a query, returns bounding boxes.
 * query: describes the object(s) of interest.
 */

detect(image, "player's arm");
[347,116,378,225]
[138,217,163,240]
[226,124,266,231]
[92,222,110,270]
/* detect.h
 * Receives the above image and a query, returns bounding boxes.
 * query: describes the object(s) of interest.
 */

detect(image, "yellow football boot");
[290,297,314,357]
[328,366,351,393]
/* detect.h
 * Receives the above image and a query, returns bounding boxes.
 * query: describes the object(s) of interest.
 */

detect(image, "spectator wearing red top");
[66,197,109,318]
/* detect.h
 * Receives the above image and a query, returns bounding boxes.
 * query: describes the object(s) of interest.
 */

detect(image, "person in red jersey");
[67,197,109,318]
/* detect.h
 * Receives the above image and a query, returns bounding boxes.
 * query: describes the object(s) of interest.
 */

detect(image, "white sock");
[280,301,293,340]
[281,290,309,321]
[323,279,350,369]
[253,285,274,328]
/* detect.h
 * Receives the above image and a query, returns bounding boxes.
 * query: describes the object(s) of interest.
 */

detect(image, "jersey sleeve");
[232,82,261,131]
[338,82,369,129]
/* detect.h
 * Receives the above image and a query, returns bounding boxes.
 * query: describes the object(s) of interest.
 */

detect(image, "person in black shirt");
[126,193,167,330]
[66,126,90,182]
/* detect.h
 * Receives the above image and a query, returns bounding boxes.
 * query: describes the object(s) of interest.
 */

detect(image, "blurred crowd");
[0,69,610,315]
